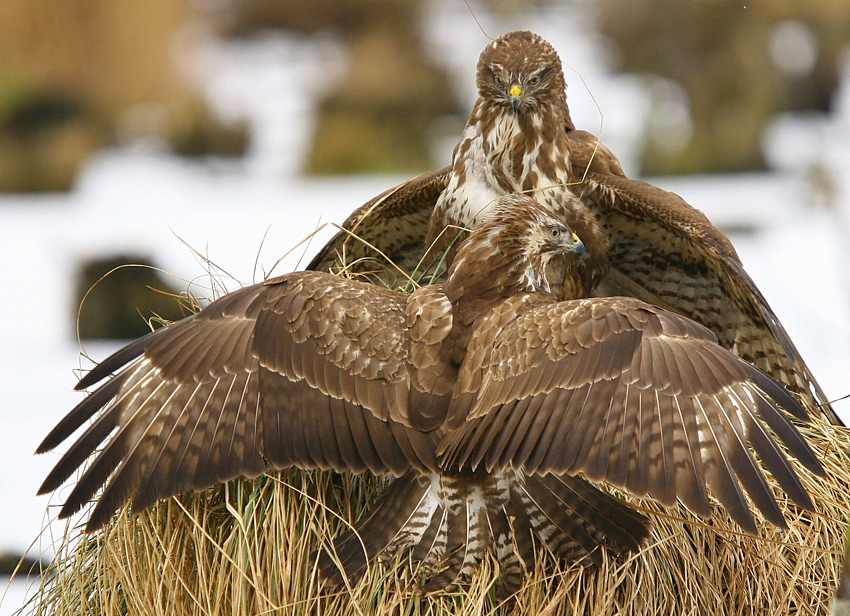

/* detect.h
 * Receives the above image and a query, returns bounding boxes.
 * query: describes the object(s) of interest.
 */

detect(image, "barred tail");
[319,470,650,596]
[513,473,651,565]
[318,472,438,586]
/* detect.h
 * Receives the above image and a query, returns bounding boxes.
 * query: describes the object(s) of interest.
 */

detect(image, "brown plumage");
[308,30,840,426]
[39,195,823,596]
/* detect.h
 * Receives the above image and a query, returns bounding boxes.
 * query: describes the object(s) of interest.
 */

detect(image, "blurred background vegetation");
[1,0,848,338]
[597,0,850,174]
[222,0,460,173]
[2,0,848,187]
[0,0,248,193]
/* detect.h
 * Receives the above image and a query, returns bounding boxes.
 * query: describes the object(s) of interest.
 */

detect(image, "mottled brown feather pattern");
[42,272,452,529]
[437,283,822,533]
[41,194,823,592]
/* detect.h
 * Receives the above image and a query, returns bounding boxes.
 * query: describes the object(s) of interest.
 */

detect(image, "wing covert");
[304,128,839,425]
[307,168,451,286]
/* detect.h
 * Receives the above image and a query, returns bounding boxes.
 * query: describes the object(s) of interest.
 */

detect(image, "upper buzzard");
[309,30,840,426]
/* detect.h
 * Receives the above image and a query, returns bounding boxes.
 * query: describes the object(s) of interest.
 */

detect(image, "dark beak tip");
[573,241,587,261]
[510,97,521,112]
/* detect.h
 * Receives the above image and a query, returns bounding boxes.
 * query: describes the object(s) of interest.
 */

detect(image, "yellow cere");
[572,233,580,243]
[509,84,523,98]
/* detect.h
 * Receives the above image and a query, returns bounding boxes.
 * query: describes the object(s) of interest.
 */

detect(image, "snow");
[2,7,850,615]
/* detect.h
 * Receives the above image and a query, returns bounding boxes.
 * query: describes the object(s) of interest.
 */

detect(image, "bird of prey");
[308,30,841,426]
[39,195,823,596]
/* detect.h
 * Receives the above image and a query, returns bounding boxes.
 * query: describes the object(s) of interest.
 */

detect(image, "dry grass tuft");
[26,413,849,615]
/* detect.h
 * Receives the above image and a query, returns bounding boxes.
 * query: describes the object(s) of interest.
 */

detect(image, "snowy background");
[3,2,849,613]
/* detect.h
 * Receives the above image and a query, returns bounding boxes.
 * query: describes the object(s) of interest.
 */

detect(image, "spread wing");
[438,297,825,533]
[564,129,839,423]
[37,271,439,531]
[308,168,451,287]
[305,133,838,424]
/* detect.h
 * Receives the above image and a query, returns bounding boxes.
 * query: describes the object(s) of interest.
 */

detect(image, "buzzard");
[308,30,841,426]
[39,195,823,595]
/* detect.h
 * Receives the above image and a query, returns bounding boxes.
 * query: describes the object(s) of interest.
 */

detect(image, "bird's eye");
[548,225,564,239]
[529,74,541,86]
[494,75,505,86]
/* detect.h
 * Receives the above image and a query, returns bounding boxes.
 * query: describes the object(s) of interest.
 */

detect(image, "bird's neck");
[434,100,578,242]
[444,230,552,329]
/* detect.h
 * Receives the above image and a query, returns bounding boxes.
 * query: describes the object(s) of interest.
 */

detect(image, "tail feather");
[422,474,490,591]
[422,500,474,591]
[409,504,447,575]
[528,474,650,559]
[485,503,525,599]
[318,472,437,586]
[319,470,651,592]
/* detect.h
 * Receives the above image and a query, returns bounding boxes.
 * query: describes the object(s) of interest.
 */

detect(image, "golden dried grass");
[26,412,849,616]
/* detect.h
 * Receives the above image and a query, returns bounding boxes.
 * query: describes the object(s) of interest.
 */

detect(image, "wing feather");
[668,394,711,517]
[544,386,592,473]
[565,129,836,421]
[742,392,814,510]
[39,271,445,531]
[689,394,757,532]
[440,296,824,532]
[711,389,786,528]
[307,168,452,285]
[482,395,534,471]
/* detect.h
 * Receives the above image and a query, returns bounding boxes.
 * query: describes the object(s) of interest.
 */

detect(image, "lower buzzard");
[39,195,823,594]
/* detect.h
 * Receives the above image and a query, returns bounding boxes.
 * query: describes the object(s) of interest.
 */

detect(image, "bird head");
[475,31,567,115]
[498,196,585,268]
[448,195,586,297]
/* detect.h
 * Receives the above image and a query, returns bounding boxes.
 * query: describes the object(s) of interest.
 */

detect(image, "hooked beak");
[509,84,523,111]
[565,232,586,262]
